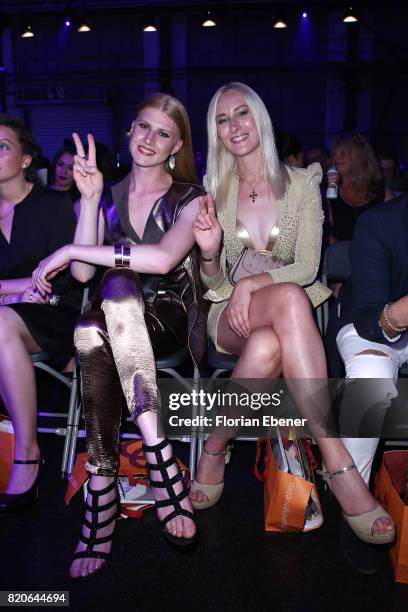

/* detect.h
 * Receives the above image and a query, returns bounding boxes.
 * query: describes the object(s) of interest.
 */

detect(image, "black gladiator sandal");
[71,479,120,570]
[143,439,198,548]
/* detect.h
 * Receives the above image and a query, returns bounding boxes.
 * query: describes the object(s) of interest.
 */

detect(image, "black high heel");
[0,458,44,516]
[71,479,120,572]
[143,439,198,548]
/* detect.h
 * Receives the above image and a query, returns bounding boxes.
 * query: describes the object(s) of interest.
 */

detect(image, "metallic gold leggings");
[74,268,186,476]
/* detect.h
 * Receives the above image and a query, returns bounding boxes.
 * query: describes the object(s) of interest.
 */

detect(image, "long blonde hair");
[206,82,288,208]
[134,93,198,184]
[331,132,383,202]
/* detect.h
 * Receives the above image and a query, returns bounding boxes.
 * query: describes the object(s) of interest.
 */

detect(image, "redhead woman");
[33,94,205,577]
[190,83,395,548]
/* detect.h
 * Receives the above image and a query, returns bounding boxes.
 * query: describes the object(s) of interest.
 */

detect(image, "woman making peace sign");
[33,93,205,577]
[190,82,395,550]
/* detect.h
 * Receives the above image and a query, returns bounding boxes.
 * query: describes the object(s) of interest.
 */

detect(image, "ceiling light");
[21,24,34,38]
[202,11,216,27]
[143,17,157,32]
[273,17,288,29]
[343,7,359,23]
[77,19,91,32]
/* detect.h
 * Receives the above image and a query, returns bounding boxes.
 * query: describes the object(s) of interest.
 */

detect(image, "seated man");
[336,192,408,484]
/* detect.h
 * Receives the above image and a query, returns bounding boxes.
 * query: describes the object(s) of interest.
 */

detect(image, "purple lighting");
[302,12,308,19]
[65,19,71,27]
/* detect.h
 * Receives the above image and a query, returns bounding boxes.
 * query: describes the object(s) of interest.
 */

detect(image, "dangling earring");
[168,154,176,171]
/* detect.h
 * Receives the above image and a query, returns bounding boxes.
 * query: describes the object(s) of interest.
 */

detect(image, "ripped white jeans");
[336,323,408,483]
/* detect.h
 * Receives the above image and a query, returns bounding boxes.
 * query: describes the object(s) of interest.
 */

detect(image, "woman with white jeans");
[337,322,408,483]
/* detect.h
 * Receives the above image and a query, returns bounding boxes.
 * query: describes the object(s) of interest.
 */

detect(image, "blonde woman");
[190,82,395,548]
[329,132,385,241]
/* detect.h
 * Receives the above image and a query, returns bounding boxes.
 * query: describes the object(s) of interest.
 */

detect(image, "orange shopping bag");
[0,415,14,493]
[376,450,408,584]
[254,429,323,533]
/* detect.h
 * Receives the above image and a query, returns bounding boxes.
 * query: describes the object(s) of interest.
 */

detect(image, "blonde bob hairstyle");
[133,93,198,184]
[206,82,288,209]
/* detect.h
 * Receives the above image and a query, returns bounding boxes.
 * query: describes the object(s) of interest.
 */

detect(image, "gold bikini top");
[236,218,280,254]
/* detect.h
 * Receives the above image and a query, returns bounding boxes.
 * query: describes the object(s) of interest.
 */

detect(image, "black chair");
[321,241,352,335]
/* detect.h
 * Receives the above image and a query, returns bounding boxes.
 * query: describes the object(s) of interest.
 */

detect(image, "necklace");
[240,176,264,203]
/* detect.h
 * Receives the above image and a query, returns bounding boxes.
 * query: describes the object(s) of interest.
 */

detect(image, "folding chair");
[32,287,89,477]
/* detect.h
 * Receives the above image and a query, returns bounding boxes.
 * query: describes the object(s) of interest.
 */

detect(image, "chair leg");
[60,366,78,478]
[61,366,83,479]
[187,366,202,481]
[65,391,82,478]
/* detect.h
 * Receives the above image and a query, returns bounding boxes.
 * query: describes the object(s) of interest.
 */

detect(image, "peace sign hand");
[72,132,104,201]
[192,193,223,258]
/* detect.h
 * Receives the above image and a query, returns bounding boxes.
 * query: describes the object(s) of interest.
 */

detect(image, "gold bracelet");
[383,303,407,333]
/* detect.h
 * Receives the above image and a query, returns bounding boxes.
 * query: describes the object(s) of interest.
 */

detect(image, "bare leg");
[193,283,393,535]
[0,308,41,494]
[190,326,282,503]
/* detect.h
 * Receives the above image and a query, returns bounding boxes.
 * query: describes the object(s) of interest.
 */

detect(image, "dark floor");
[1,375,408,612]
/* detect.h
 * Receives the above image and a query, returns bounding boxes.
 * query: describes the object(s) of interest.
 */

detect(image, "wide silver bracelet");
[114,243,131,268]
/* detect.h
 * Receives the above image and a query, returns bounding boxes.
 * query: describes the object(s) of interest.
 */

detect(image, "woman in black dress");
[329,132,384,241]
[33,93,205,578]
[0,115,81,515]
[49,144,80,202]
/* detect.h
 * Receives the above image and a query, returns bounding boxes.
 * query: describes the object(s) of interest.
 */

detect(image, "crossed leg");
[191,283,393,537]
[70,269,195,578]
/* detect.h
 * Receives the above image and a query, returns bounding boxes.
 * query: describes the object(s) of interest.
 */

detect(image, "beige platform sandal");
[190,445,232,510]
[317,463,395,545]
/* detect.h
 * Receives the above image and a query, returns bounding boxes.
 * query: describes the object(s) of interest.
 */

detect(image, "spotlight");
[302,11,308,19]
[202,10,216,27]
[143,16,157,32]
[21,24,34,38]
[343,7,359,23]
[273,17,288,29]
[77,19,91,33]
[65,17,72,27]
